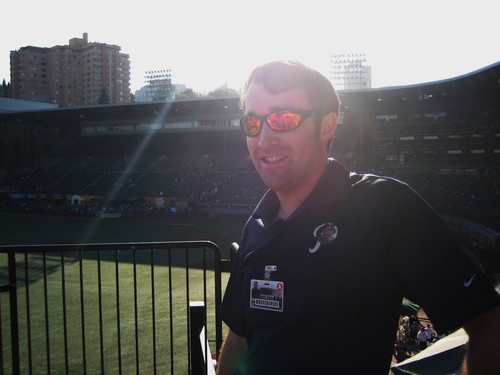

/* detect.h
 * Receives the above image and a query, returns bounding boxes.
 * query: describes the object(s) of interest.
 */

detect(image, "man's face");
[244,83,329,195]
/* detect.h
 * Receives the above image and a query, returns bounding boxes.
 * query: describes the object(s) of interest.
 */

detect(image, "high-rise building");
[10,33,131,107]
[330,53,371,90]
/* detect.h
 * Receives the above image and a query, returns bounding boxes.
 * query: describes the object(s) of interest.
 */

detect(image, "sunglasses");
[239,110,320,137]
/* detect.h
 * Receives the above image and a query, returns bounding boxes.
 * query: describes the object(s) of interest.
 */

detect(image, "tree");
[97,89,110,105]
[175,88,200,100]
[206,85,239,98]
[0,79,11,98]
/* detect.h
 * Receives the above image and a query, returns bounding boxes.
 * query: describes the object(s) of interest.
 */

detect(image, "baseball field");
[0,212,247,373]
[0,213,247,258]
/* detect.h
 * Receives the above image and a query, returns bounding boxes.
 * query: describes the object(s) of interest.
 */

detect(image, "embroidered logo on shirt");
[308,223,339,253]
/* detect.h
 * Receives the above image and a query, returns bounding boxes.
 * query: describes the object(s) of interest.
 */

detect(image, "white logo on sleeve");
[309,223,338,253]
[463,274,476,288]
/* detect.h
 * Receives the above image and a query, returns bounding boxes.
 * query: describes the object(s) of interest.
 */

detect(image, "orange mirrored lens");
[267,112,302,131]
[243,116,262,136]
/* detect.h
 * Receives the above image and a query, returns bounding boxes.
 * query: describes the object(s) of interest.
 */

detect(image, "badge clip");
[264,265,277,280]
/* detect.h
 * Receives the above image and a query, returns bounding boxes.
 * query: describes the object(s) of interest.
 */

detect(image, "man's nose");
[257,121,278,147]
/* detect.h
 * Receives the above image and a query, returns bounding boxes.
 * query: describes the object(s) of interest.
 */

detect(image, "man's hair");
[240,60,340,116]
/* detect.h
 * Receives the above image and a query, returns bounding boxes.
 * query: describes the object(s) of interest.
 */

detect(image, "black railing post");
[189,301,208,375]
[8,252,20,375]
[219,242,237,274]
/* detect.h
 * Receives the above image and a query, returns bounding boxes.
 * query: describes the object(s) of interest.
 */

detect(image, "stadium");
[1,61,499,259]
[0,61,499,374]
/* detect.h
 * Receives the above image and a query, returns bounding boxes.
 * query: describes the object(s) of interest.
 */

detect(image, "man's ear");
[320,112,337,142]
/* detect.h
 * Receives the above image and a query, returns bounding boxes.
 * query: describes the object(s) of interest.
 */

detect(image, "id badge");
[250,279,284,312]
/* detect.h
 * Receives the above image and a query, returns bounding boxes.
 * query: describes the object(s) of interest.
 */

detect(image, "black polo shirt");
[221,159,499,374]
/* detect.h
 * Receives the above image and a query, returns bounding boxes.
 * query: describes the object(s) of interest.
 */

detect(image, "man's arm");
[462,304,500,374]
[216,329,247,375]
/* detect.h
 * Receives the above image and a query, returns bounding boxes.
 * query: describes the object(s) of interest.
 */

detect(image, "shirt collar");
[252,159,350,221]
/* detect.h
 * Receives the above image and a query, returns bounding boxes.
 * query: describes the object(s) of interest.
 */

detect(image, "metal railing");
[0,241,224,374]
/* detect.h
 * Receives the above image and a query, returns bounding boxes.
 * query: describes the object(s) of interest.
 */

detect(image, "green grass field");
[0,213,246,374]
[0,213,247,258]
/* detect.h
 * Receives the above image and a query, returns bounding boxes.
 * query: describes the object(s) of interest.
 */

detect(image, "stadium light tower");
[329,53,371,91]
[144,69,172,101]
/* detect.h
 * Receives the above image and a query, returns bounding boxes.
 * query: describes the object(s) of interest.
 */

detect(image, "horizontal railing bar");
[0,240,220,254]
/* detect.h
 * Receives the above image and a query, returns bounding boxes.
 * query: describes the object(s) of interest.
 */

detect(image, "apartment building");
[10,33,131,107]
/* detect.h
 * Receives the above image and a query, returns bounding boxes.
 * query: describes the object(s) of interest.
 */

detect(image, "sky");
[1,0,499,95]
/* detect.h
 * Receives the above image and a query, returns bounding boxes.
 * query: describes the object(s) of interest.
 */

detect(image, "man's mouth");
[262,155,287,163]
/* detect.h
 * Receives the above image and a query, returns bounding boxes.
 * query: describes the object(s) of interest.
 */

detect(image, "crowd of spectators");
[394,315,440,361]
[1,155,499,228]
[0,157,267,218]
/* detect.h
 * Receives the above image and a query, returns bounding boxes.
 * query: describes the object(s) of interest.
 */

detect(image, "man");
[217,60,499,374]
[417,326,428,349]
[424,323,438,343]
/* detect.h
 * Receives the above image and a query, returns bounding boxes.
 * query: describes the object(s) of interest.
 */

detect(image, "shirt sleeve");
[380,179,499,334]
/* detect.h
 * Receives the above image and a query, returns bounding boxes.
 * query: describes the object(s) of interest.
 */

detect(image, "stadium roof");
[0,61,498,129]
[0,97,57,113]
[0,96,242,132]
